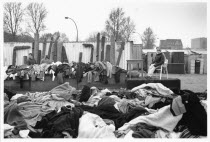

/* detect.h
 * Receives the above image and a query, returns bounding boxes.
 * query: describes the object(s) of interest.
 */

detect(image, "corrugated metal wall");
[4,42,132,69]
[63,42,96,63]
[202,54,207,74]
[4,42,32,66]
[119,42,131,70]
[16,48,31,65]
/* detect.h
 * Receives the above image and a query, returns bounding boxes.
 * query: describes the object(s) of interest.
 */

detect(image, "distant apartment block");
[191,37,207,50]
[159,39,183,50]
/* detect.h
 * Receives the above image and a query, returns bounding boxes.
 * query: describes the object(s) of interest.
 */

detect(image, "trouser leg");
[147,65,156,77]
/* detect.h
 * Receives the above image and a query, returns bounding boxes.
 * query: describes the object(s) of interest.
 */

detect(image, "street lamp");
[65,17,78,42]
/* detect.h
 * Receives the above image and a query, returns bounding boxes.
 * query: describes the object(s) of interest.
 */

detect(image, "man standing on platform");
[146,47,165,79]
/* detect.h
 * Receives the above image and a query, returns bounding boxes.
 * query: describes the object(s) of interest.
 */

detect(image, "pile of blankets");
[4,83,207,138]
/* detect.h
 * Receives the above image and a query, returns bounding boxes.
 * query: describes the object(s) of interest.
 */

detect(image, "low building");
[159,39,183,50]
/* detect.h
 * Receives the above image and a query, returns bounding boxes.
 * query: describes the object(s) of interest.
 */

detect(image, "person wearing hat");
[27,53,36,65]
[146,47,165,79]
[40,55,52,64]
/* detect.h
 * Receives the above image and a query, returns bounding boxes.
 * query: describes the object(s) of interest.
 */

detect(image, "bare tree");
[4,2,24,39]
[40,32,70,43]
[60,33,70,42]
[121,16,135,41]
[40,33,53,42]
[26,2,47,62]
[26,3,47,34]
[53,32,69,42]
[85,32,97,42]
[85,31,108,42]
[105,7,136,42]
[105,7,126,41]
[141,27,156,49]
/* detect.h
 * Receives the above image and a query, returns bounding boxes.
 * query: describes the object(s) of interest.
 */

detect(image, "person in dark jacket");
[27,53,36,65]
[146,47,165,78]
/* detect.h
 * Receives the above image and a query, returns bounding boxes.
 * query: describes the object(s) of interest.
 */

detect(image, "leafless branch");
[105,7,135,42]
[26,3,47,34]
[3,2,23,36]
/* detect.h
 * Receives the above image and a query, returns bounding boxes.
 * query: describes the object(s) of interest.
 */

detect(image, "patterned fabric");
[180,128,201,138]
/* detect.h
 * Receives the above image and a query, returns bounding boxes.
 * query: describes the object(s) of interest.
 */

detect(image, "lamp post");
[65,17,78,42]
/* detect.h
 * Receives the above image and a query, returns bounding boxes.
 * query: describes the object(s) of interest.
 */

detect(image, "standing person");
[40,55,52,64]
[146,47,165,79]
[27,53,36,65]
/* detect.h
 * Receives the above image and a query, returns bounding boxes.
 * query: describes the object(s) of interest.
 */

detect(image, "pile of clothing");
[5,61,125,86]
[4,83,207,138]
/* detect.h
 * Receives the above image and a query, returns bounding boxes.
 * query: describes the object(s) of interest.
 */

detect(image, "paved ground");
[166,74,207,92]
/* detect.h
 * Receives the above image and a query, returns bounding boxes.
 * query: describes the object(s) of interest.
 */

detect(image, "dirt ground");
[14,73,207,94]
[92,73,207,93]
[167,74,207,92]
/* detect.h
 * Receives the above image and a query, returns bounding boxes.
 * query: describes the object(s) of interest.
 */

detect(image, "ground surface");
[166,74,207,92]
[89,74,207,92]
[15,74,207,94]
[106,74,207,92]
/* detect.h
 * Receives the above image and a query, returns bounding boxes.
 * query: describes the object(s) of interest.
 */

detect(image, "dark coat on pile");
[172,90,207,136]
[130,123,159,138]
[79,85,91,102]
[4,88,16,101]
[78,97,149,129]
[33,106,83,138]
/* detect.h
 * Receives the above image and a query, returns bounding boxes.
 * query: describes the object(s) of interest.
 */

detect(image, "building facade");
[191,37,207,50]
[159,39,183,50]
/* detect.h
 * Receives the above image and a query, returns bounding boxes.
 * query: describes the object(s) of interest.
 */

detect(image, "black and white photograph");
[1,0,208,140]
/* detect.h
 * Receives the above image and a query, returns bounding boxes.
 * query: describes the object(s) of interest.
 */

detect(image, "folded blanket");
[4,101,28,131]
[131,83,173,97]
[50,82,76,101]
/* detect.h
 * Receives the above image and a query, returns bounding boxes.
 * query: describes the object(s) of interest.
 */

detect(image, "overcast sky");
[4,0,207,47]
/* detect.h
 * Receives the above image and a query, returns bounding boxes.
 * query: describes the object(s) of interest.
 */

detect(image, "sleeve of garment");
[151,59,155,64]
[154,53,165,67]
[151,54,156,64]
[131,83,147,92]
